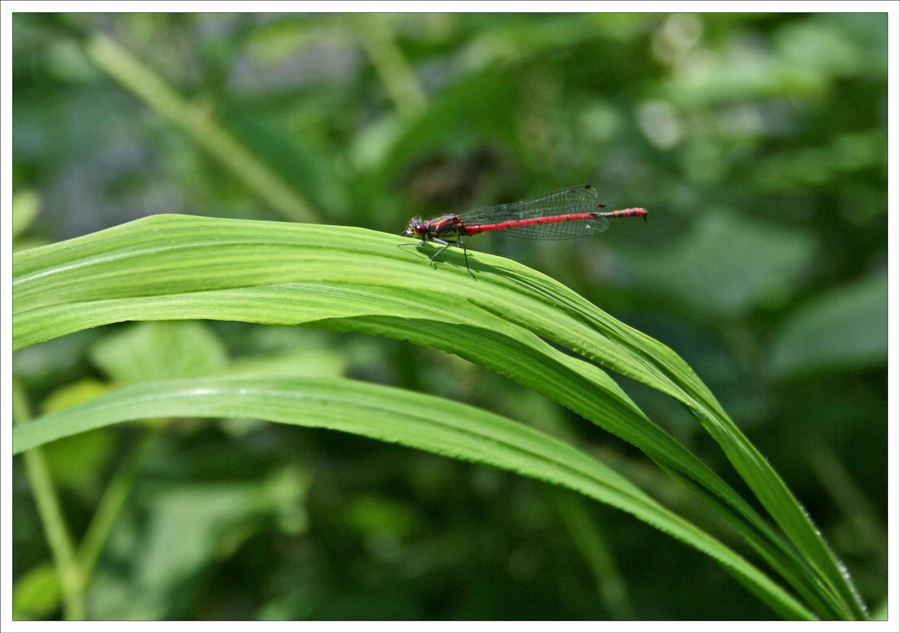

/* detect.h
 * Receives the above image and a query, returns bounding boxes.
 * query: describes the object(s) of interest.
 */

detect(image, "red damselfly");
[400,184,647,272]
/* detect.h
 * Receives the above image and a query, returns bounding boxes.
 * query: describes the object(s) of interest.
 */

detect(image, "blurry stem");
[808,445,887,562]
[75,429,157,588]
[351,15,427,118]
[84,33,319,224]
[551,490,634,620]
[12,379,85,621]
[533,418,634,618]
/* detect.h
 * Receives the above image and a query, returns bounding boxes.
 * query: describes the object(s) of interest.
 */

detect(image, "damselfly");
[400,184,647,272]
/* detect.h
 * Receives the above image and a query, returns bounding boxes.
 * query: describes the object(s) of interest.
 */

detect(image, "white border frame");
[2,2,897,632]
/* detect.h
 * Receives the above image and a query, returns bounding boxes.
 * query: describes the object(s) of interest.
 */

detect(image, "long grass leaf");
[12,215,854,617]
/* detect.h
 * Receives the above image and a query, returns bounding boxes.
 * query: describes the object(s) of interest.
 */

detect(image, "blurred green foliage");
[13,12,886,620]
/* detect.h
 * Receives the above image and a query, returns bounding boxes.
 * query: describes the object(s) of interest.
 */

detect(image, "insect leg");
[449,240,471,274]
[429,238,451,263]
[398,238,428,248]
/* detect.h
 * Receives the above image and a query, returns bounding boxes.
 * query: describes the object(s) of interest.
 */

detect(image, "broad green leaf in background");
[89,321,347,385]
[621,212,816,316]
[85,466,310,620]
[775,13,888,80]
[89,321,229,385]
[12,190,49,253]
[12,215,863,618]
[226,348,346,378]
[768,272,888,379]
[12,562,62,620]
[13,190,41,239]
[662,14,886,109]
[12,375,815,620]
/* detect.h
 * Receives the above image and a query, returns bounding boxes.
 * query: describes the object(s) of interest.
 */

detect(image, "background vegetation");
[12,12,887,620]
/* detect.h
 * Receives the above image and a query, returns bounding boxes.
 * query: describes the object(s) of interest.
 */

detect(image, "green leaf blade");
[13,215,857,618]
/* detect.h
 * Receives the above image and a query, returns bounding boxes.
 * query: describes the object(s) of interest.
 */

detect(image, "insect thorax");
[428,214,464,239]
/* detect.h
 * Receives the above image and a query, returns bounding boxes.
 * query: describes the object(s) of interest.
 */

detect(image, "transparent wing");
[458,185,600,224]
[503,214,609,240]
[458,185,609,240]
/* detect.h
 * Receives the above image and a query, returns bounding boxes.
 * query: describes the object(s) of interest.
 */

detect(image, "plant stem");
[808,446,887,565]
[75,430,156,587]
[84,33,320,224]
[12,379,84,620]
[552,490,634,620]
[352,15,427,118]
